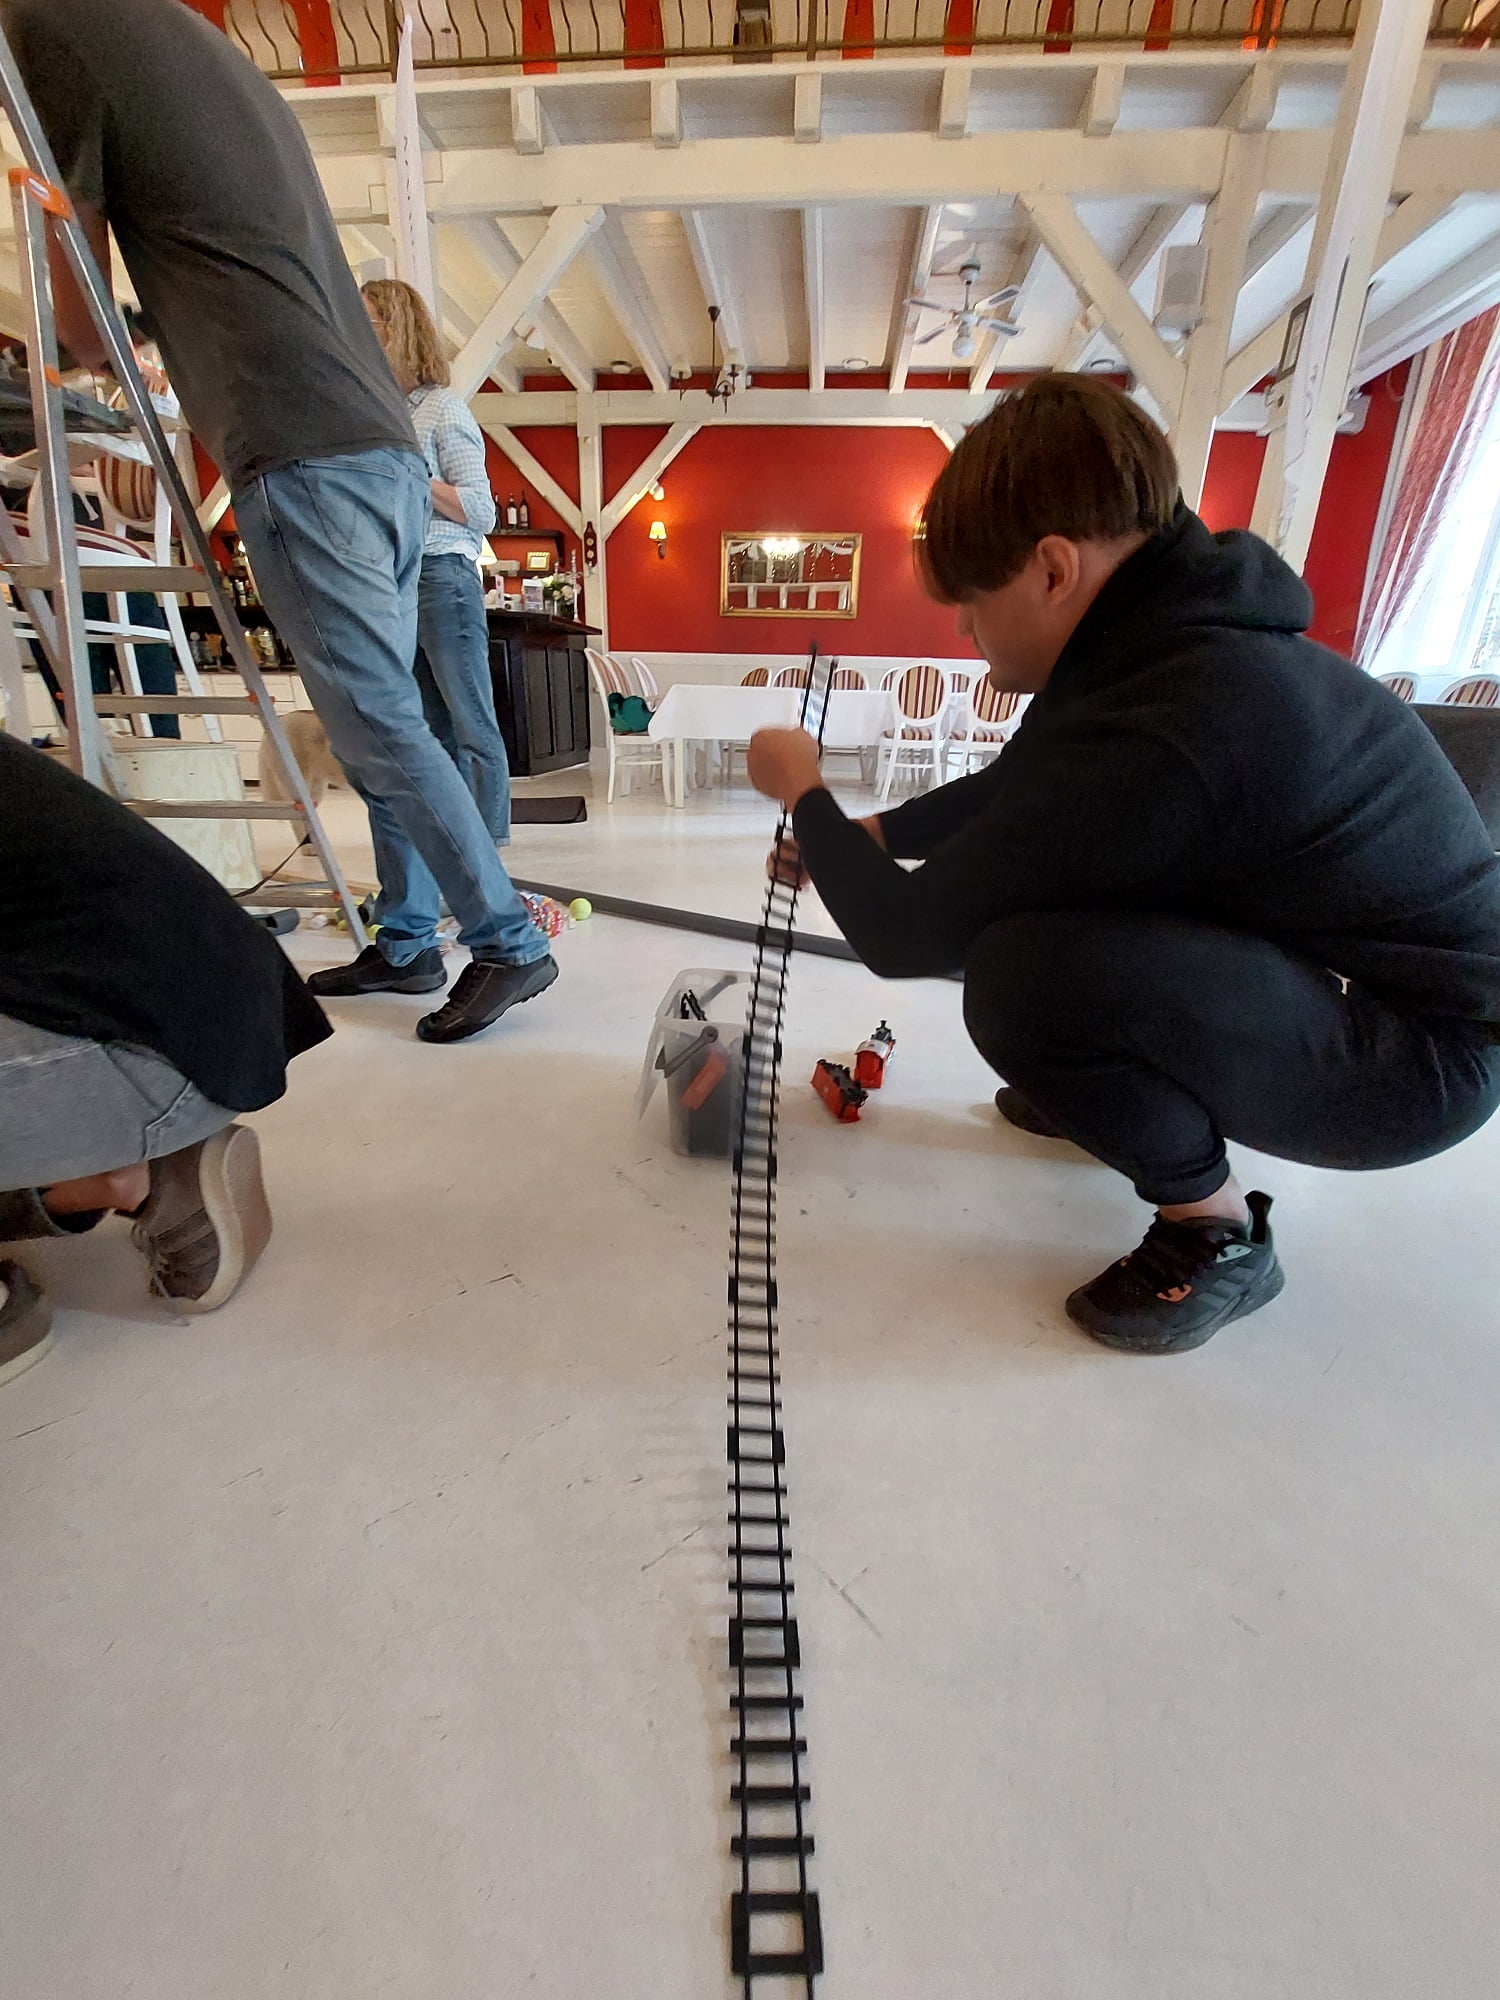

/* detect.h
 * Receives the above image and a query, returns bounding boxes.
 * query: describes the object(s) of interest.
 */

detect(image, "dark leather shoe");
[994,1086,1065,1138]
[416,955,558,1043]
[307,944,447,997]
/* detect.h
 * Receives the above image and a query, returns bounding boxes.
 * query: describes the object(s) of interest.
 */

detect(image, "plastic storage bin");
[637,968,748,1158]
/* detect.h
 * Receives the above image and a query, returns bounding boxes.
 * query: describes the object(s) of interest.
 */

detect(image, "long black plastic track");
[724,652,832,1995]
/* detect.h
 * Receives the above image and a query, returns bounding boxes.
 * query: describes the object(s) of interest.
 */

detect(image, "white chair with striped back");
[947,678,1025,777]
[1438,674,1500,708]
[877,663,950,802]
[1377,673,1417,703]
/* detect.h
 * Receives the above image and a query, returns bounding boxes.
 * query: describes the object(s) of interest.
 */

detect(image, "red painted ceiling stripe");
[521,0,559,75]
[622,0,666,69]
[1043,0,1074,55]
[288,0,341,86]
[1144,0,1173,52]
[943,0,975,59]
[842,0,875,59]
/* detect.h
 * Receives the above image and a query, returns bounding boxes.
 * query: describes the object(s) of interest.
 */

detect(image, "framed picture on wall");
[721,533,861,617]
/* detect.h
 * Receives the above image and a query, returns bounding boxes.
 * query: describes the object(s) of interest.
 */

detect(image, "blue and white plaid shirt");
[408,383,497,561]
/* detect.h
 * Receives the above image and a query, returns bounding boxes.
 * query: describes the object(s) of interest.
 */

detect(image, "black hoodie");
[792,508,1500,1023]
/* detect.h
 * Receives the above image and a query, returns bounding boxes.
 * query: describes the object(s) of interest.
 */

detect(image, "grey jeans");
[0,1014,233,1217]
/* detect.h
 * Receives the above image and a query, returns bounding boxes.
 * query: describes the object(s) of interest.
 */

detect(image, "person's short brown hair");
[360,277,451,389]
[918,373,1180,602]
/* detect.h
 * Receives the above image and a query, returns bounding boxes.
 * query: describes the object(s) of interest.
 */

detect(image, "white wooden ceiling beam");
[1251,0,1432,563]
[451,204,604,402]
[1219,191,1456,412]
[1242,203,1314,287]
[888,204,944,396]
[794,72,823,145]
[969,232,1044,394]
[803,208,826,393]
[1081,64,1124,139]
[683,209,746,365]
[473,388,1005,425]
[480,423,584,536]
[588,220,674,393]
[1171,131,1270,504]
[1056,200,1193,370]
[651,78,682,149]
[511,85,546,156]
[600,423,701,537]
[1224,62,1280,135]
[937,69,971,141]
[1021,193,1185,413]
[465,217,595,394]
[1358,229,1500,380]
[317,126,1500,223]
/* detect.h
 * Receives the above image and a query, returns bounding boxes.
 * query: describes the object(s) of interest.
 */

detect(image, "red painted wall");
[1199,365,1409,658]
[607,425,954,656]
[593,370,1407,661]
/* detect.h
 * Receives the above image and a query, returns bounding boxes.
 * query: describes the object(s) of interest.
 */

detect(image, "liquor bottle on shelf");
[518,490,530,529]
[505,494,519,529]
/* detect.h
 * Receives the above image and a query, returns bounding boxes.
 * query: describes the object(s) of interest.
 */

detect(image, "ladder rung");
[731,1834,815,1857]
[237,886,341,909]
[123,800,305,819]
[731,1736,807,1757]
[5,562,208,594]
[94,695,260,715]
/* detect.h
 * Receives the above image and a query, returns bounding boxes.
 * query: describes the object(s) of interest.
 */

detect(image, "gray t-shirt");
[2,0,418,486]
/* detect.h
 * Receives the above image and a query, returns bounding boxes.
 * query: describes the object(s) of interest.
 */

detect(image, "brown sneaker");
[0,1260,53,1388]
[131,1125,272,1313]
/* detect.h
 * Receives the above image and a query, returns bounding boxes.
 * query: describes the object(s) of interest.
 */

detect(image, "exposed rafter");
[474,388,1004,426]
[802,208,826,394]
[1055,202,1193,371]
[1022,193,1185,413]
[683,209,746,367]
[888,205,945,396]
[969,232,1045,395]
[1359,229,1500,380]
[600,423,701,537]
[481,423,584,536]
[589,219,674,392]
[451,204,604,402]
[465,217,595,396]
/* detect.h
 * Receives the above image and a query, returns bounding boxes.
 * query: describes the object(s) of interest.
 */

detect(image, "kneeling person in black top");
[747,375,1500,1355]
[0,740,332,1389]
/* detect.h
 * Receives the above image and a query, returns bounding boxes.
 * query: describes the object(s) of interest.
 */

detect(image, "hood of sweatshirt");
[1046,504,1314,701]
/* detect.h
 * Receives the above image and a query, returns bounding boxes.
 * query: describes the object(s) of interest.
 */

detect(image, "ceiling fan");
[908,261,1022,362]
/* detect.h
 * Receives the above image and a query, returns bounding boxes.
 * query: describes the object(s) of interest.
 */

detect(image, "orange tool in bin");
[812,1059,867,1123]
[853,1020,895,1091]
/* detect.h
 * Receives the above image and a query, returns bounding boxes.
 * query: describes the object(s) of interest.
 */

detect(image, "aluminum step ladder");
[0,25,365,942]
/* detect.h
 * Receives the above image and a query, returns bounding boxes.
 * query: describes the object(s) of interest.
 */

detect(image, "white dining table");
[648,683,895,807]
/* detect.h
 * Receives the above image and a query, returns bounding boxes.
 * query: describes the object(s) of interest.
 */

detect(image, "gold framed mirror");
[721,534,861,618]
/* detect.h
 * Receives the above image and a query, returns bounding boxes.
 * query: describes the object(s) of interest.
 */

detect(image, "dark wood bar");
[485,611,597,777]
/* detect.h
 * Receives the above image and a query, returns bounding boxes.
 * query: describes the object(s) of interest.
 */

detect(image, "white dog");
[258,707,343,806]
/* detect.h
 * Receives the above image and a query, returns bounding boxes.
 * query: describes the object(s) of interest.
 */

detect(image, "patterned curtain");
[1356,306,1500,668]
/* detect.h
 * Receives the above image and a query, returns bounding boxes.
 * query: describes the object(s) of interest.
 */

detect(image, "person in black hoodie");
[747,375,1500,1356]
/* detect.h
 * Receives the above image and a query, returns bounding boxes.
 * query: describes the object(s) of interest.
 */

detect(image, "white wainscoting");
[621,652,985,694]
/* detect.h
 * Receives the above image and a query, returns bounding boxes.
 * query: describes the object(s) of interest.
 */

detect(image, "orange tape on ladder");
[7,167,73,218]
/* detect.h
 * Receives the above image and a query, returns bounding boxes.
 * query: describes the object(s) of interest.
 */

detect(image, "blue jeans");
[232,450,546,968]
[416,553,511,843]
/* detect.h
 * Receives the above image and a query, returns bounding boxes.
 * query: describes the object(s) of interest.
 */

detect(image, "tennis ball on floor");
[569,897,593,921]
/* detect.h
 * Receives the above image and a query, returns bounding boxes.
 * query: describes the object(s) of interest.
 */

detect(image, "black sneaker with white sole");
[416,954,558,1043]
[1065,1190,1284,1355]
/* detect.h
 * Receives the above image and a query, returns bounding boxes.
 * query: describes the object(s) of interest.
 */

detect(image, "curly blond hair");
[361,278,450,389]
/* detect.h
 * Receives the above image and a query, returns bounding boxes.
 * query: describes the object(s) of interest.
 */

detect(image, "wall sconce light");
[648,519,668,560]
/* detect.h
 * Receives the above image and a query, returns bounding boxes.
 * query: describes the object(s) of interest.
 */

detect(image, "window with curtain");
[1361,307,1500,688]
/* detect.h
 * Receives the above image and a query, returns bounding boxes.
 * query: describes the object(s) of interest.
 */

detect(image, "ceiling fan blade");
[977,317,1023,337]
[905,295,948,313]
[972,286,1021,311]
[914,325,947,345]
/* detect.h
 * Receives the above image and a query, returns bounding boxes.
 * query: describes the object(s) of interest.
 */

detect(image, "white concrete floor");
[4,757,1500,1999]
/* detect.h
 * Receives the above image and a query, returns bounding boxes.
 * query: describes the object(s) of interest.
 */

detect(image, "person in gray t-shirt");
[3,0,557,1042]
